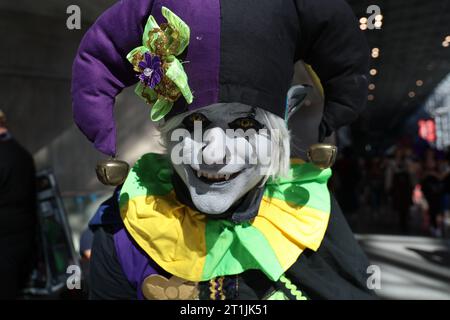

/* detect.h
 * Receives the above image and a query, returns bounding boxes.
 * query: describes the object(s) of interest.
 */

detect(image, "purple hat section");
[71,0,221,156]
[157,0,221,115]
[71,0,154,156]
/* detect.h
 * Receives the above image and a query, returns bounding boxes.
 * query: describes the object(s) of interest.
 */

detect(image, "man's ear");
[286,84,312,121]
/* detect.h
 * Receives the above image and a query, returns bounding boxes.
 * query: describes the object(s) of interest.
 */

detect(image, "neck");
[0,128,8,135]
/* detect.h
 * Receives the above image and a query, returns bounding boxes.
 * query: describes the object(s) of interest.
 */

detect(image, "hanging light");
[368,83,376,90]
[374,15,383,29]
[359,17,368,30]
[368,94,375,101]
[370,68,377,76]
[408,91,416,98]
[371,48,380,58]
[416,80,424,87]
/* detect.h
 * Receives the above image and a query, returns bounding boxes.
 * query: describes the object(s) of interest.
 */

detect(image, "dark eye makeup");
[228,117,263,131]
[182,112,211,131]
[181,113,263,133]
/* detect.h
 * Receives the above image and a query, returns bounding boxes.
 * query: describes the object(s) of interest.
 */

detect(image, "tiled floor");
[357,234,450,300]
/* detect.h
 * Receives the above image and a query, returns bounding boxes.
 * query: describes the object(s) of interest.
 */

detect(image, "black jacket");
[0,134,37,298]
[0,135,36,237]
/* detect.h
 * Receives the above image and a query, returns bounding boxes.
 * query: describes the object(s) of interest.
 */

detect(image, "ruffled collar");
[119,153,332,282]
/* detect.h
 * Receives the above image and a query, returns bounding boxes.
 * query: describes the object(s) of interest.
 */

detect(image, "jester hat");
[72,0,369,156]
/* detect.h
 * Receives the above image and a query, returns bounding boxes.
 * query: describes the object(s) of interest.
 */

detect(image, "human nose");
[202,127,226,165]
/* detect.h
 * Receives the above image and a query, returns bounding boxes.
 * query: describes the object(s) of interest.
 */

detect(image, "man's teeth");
[196,170,231,181]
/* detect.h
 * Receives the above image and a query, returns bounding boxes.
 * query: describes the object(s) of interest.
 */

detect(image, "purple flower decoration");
[138,52,163,89]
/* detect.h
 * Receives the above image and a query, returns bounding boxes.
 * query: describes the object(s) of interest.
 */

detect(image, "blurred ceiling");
[346,0,450,148]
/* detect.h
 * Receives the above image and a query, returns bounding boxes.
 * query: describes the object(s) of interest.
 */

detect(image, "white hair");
[258,109,291,182]
[158,108,291,182]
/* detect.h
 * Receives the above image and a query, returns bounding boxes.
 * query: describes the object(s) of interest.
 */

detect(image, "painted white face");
[166,103,273,215]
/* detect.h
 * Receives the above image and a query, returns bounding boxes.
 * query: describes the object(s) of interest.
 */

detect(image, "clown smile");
[192,168,242,184]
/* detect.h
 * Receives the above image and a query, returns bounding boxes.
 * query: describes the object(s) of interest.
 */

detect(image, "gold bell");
[95,158,130,186]
[307,143,338,169]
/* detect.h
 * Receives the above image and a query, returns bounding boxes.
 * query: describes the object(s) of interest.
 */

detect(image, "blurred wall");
[0,0,328,195]
[0,0,163,195]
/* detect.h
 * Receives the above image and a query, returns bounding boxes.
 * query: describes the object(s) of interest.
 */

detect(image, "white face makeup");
[166,103,273,215]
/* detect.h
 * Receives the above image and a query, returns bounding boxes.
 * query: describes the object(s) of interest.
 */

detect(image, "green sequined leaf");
[134,82,158,104]
[151,98,174,121]
[143,15,160,50]
[165,57,193,104]
[126,46,148,68]
[161,6,190,56]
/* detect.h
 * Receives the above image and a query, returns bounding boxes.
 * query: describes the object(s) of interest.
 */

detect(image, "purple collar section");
[114,227,169,300]
[153,0,221,114]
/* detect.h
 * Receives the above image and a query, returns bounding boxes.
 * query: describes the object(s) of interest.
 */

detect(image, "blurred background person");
[0,109,37,299]
[367,156,385,218]
[334,146,362,215]
[385,147,414,233]
[422,149,444,237]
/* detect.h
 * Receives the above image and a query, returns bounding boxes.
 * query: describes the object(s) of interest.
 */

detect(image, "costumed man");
[0,109,37,299]
[72,0,375,300]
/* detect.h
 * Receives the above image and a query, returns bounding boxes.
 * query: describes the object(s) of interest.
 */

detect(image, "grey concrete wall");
[0,0,162,195]
[0,1,329,195]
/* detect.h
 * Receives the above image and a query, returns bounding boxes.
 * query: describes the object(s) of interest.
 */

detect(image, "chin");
[191,195,234,215]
